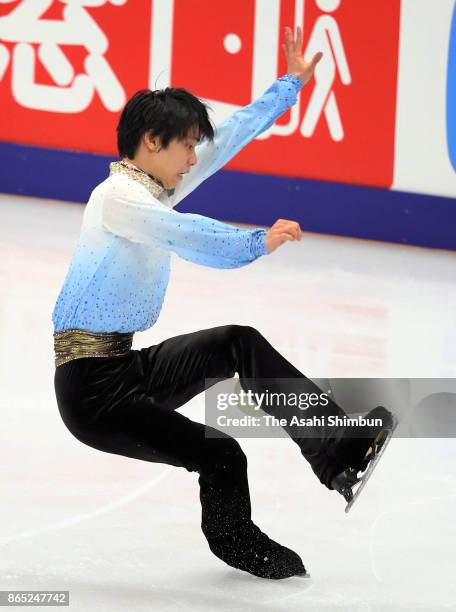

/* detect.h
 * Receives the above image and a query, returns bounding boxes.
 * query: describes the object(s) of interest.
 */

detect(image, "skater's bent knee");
[204,436,247,473]
[224,324,263,344]
[217,436,247,466]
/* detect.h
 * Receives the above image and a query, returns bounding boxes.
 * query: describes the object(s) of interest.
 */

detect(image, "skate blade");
[333,469,361,503]
[344,415,398,514]
[296,571,312,579]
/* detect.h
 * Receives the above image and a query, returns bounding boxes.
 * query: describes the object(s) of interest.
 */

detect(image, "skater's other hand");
[283,25,322,86]
[265,219,302,253]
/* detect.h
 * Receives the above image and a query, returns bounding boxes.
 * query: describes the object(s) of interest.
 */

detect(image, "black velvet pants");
[54,325,347,555]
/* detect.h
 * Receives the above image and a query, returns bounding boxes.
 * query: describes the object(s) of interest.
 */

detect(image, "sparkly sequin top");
[52,74,303,333]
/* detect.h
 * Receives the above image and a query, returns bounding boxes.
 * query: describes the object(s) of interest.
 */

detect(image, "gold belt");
[54,329,134,367]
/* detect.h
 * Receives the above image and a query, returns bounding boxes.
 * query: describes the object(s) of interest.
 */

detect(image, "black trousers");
[54,325,347,553]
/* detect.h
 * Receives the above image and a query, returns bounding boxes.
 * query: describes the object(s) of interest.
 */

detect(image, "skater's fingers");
[289,221,302,240]
[273,218,297,226]
[273,219,301,240]
[275,230,296,243]
[265,227,298,252]
[269,225,294,238]
[310,51,323,68]
[280,223,300,241]
[284,26,293,54]
[296,25,303,53]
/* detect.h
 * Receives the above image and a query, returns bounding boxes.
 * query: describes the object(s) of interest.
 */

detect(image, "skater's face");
[141,127,199,190]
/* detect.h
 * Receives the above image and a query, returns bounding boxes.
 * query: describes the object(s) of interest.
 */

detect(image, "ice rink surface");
[1,193,456,611]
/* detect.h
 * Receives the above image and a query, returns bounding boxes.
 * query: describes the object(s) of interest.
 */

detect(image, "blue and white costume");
[52,74,304,334]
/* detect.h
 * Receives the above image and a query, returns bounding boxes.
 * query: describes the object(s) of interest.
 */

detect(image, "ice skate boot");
[331,406,398,513]
[207,522,308,580]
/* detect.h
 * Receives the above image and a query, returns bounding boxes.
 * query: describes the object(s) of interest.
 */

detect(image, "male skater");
[53,27,394,579]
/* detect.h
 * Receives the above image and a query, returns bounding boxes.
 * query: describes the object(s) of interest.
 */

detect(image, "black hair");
[117,88,214,158]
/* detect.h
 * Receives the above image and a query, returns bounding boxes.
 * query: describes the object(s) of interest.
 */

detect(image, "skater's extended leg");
[137,324,351,488]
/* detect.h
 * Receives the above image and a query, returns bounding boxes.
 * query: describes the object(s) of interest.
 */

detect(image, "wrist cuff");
[251,229,269,259]
[279,73,304,90]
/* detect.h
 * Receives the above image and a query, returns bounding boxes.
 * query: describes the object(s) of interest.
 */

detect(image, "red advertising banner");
[0,0,400,188]
[0,0,151,154]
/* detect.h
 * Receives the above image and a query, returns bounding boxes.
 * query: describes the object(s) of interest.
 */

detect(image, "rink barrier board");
[1,141,455,251]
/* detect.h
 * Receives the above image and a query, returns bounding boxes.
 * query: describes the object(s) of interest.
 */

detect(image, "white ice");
[1,193,456,611]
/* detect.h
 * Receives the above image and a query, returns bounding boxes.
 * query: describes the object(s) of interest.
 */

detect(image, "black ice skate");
[207,523,309,580]
[331,407,398,514]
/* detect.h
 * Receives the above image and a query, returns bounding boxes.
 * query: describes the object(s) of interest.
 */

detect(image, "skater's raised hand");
[283,25,322,86]
[265,219,302,253]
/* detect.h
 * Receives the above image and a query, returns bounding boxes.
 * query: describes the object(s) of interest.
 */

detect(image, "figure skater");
[53,27,394,579]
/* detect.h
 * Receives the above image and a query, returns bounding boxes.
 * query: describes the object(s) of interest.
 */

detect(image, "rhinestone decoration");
[110,160,165,198]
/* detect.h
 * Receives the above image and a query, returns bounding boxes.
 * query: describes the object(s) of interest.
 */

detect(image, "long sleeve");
[165,74,303,207]
[102,189,268,269]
